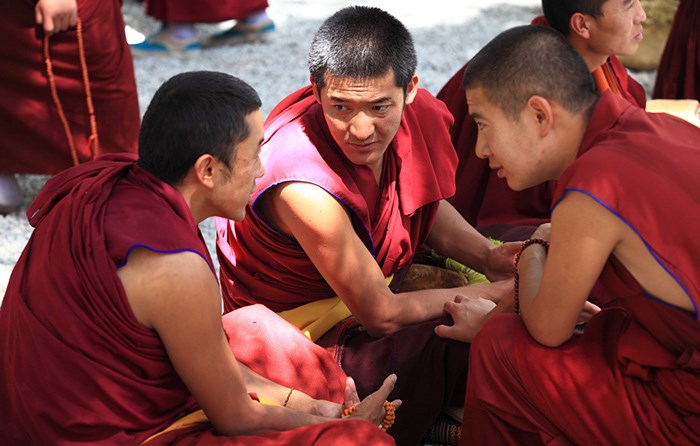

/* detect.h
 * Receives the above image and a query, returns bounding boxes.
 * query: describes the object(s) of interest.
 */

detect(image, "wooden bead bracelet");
[342,400,396,431]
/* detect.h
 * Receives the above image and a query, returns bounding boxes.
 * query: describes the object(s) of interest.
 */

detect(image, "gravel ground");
[0,0,657,299]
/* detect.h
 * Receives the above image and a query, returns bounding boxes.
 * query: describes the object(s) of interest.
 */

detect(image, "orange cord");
[43,17,100,166]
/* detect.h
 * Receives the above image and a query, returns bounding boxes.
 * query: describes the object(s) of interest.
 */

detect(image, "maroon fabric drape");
[463,92,700,445]
[0,0,139,174]
[653,0,700,100]
[145,0,269,23]
[436,16,647,240]
[216,85,458,312]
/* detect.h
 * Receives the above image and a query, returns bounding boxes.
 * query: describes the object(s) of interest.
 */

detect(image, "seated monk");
[436,0,648,242]
[215,6,519,445]
[0,71,399,445]
[437,25,700,444]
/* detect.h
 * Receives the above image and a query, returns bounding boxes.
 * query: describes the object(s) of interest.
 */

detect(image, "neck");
[569,38,608,72]
[174,182,207,224]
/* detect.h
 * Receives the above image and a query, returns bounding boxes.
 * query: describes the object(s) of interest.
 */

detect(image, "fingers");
[372,374,396,402]
[344,376,360,408]
[434,323,455,339]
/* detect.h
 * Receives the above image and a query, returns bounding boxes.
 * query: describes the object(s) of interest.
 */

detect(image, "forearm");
[363,281,510,336]
[426,200,493,272]
[515,243,546,329]
[239,364,336,416]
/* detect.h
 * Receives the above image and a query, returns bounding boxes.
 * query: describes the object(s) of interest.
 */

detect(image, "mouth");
[633,30,643,42]
[347,141,377,153]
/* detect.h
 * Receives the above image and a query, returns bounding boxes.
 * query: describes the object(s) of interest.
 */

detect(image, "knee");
[470,314,525,371]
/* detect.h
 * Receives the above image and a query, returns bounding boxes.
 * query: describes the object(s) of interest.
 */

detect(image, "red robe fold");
[653,0,700,101]
[463,92,700,445]
[436,16,647,240]
[0,0,139,174]
[216,85,458,312]
[145,0,269,23]
[0,154,391,445]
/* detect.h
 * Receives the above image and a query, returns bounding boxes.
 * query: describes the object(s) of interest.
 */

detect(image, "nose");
[635,0,646,23]
[474,133,490,160]
[348,111,374,142]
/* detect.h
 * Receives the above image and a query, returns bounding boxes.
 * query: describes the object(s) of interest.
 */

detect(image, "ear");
[192,153,217,189]
[570,12,592,40]
[310,75,322,104]
[526,95,554,137]
[404,74,420,105]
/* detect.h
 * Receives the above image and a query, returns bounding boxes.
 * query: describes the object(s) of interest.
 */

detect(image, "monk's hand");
[484,242,520,281]
[577,300,601,325]
[531,223,551,242]
[344,374,401,426]
[342,376,361,410]
[35,0,78,35]
[435,294,496,342]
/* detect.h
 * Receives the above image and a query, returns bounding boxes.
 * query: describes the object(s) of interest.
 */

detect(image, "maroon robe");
[653,0,700,101]
[144,0,269,23]
[463,92,700,445]
[216,85,458,312]
[0,154,392,445]
[0,0,139,174]
[436,16,647,241]
[216,86,468,446]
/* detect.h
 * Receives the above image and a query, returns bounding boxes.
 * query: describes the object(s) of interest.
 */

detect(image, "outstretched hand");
[484,242,520,281]
[35,0,78,35]
[435,294,496,343]
[344,374,401,427]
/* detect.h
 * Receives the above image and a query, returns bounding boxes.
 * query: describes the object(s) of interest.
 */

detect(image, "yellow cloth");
[140,397,282,445]
[276,276,394,341]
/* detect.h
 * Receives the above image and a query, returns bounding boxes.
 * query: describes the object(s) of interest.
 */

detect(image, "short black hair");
[463,25,598,120]
[308,6,417,91]
[542,0,606,35]
[138,71,261,185]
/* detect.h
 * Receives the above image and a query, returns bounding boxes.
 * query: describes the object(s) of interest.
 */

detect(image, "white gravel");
[0,0,657,300]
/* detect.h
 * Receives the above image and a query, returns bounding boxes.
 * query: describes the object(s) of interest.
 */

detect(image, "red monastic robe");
[216,86,468,446]
[653,0,700,101]
[436,16,647,240]
[0,154,392,445]
[144,0,269,23]
[0,0,139,174]
[463,92,700,445]
[216,85,458,312]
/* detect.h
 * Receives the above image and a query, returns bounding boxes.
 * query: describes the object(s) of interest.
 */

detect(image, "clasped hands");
[311,374,401,429]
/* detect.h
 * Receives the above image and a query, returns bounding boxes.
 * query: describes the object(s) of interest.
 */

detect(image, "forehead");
[466,87,497,117]
[321,70,401,100]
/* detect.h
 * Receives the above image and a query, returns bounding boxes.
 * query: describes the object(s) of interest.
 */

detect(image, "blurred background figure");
[0,0,140,215]
[130,0,274,55]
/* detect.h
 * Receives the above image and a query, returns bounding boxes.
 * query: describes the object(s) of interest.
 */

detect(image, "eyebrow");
[470,112,483,120]
[328,95,393,104]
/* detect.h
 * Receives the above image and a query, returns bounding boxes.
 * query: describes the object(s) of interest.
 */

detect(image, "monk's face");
[313,69,418,181]
[587,0,646,57]
[467,87,550,191]
[217,109,265,221]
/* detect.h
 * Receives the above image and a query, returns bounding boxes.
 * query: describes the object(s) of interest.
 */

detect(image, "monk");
[0,71,398,445]
[215,6,519,445]
[653,0,700,101]
[436,0,647,241]
[0,0,140,214]
[132,0,274,54]
[436,25,700,444]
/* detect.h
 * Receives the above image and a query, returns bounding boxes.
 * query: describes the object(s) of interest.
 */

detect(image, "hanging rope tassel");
[43,17,100,166]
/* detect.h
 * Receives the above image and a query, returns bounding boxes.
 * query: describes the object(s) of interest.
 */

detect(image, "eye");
[475,121,485,131]
[333,104,349,112]
[373,104,390,112]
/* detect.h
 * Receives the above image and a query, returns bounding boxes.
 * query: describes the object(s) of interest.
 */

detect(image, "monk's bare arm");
[117,249,341,435]
[426,200,520,281]
[518,192,614,346]
[262,182,507,336]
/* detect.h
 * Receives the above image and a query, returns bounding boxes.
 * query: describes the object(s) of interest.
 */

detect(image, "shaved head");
[463,25,599,120]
